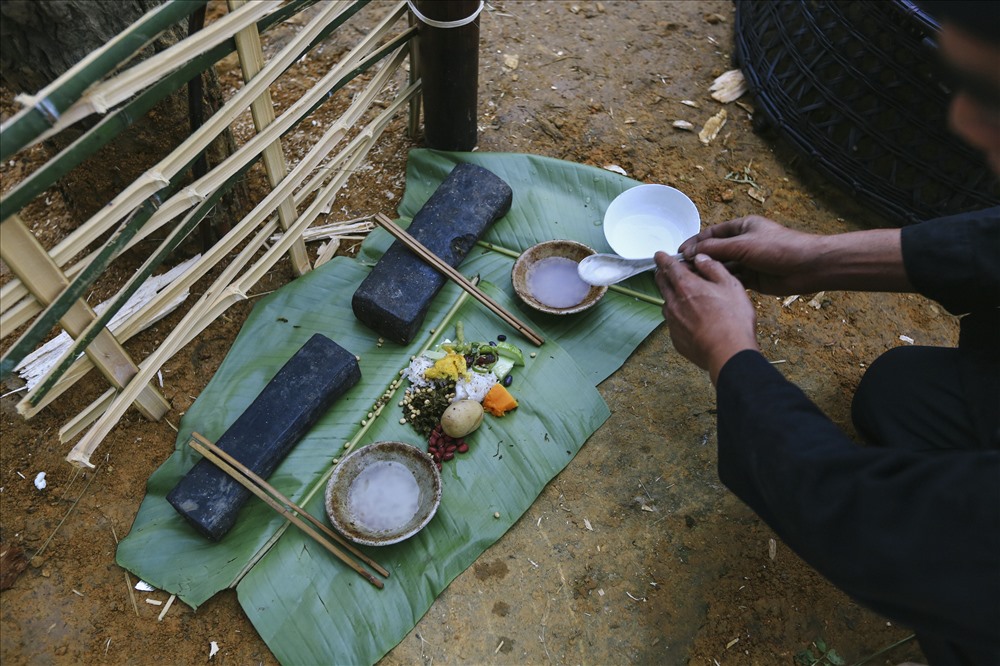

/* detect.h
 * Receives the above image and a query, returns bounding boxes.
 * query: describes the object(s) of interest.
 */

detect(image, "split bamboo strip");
[0,0,319,225]
[314,239,342,268]
[0,182,187,381]
[0,0,368,312]
[271,218,375,244]
[25,44,411,419]
[59,390,117,444]
[228,0,311,277]
[0,4,407,366]
[66,78,419,464]
[29,1,284,145]
[17,167,247,413]
[0,215,169,420]
[0,0,206,161]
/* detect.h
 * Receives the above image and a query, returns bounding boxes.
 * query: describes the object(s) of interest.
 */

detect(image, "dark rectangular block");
[352,162,513,344]
[167,333,361,540]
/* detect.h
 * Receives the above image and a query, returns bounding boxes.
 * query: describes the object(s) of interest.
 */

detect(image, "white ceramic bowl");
[603,184,700,259]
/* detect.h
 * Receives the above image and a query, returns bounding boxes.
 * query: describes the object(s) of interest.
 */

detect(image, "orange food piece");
[483,383,518,417]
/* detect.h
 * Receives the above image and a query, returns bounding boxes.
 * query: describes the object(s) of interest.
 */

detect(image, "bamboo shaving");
[709,69,748,103]
[124,572,139,616]
[157,594,175,621]
[699,109,727,145]
[14,257,197,388]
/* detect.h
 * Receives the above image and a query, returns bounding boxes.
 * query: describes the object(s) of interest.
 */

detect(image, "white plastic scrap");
[602,164,627,176]
[33,472,46,490]
[209,642,220,659]
[134,580,155,592]
[899,335,915,344]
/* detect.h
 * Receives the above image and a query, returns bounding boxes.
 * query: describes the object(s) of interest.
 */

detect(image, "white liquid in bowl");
[347,460,420,532]
[527,256,591,308]
[606,213,685,258]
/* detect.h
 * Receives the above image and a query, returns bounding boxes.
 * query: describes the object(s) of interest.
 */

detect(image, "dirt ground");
[0,1,958,664]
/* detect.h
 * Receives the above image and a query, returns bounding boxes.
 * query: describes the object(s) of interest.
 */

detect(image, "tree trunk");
[0,0,244,242]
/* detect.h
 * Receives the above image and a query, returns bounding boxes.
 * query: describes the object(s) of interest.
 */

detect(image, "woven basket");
[734,0,1000,224]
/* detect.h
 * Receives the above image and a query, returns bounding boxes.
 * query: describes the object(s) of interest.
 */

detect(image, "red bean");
[457,443,469,453]
[443,452,454,461]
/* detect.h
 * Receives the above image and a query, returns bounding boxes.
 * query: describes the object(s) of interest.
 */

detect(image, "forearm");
[806,228,914,293]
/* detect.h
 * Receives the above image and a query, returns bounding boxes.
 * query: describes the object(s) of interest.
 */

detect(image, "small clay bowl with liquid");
[511,240,608,315]
[325,441,442,547]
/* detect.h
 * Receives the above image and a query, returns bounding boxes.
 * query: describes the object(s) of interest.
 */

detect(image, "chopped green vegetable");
[492,357,515,380]
[495,341,525,366]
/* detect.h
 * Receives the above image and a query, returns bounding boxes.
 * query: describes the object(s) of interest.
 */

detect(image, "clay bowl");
[511,240,608,315]
[325,441,442,547]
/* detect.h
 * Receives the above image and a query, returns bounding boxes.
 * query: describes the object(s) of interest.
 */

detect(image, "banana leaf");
[117,150,665,664]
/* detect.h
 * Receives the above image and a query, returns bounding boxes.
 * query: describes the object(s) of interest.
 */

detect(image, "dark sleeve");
[715,350,1000,649]
[901,206,1000,315]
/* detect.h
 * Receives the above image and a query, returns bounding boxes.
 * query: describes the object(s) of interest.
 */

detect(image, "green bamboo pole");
[0,0,325,223]
[40,50,413,428]
[0,0,207,162]
[1,0,376,316]
[36,1,283,143]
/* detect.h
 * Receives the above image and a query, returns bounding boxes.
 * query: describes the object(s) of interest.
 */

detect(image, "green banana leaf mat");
[118,150,666,665]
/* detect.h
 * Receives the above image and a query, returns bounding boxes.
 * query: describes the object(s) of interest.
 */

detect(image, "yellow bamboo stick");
[1,215,169,421]
[229,0,313,277]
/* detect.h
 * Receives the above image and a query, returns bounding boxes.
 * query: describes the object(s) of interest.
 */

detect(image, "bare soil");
[1,2,955,664]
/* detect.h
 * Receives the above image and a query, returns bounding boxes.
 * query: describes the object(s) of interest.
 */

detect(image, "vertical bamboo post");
[407,8,421,139]
[227,0,311,276]
[412,0,480,150]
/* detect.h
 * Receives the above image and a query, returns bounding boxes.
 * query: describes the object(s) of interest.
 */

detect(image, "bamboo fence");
[0,0,422,468]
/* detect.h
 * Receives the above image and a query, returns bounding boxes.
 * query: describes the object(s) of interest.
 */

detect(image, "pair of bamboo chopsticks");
[372,213,545,347]
[188,432,389,589]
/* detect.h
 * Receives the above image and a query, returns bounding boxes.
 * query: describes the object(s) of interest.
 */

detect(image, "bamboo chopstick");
[188,432,388,588]
[373,213,544,346]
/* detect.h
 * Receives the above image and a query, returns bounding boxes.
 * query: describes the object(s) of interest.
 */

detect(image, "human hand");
[654,252,759,384]
[678,216,820,295]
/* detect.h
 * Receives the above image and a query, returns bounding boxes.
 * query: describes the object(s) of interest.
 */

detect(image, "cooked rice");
[402,356,435,387]
[454,371,498,403]
[404,355,498,402]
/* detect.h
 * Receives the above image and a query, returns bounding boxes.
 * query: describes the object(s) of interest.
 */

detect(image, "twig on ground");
[850,634,916,666]
[124,572,139,616]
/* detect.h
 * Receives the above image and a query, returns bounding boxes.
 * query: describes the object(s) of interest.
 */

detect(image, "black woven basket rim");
[734,0,999,223]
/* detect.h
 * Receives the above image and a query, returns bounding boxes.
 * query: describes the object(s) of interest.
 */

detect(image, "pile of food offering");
[399,323,523,468]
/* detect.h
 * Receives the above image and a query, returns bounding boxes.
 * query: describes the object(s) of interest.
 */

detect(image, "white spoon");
[577,252,684,286]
